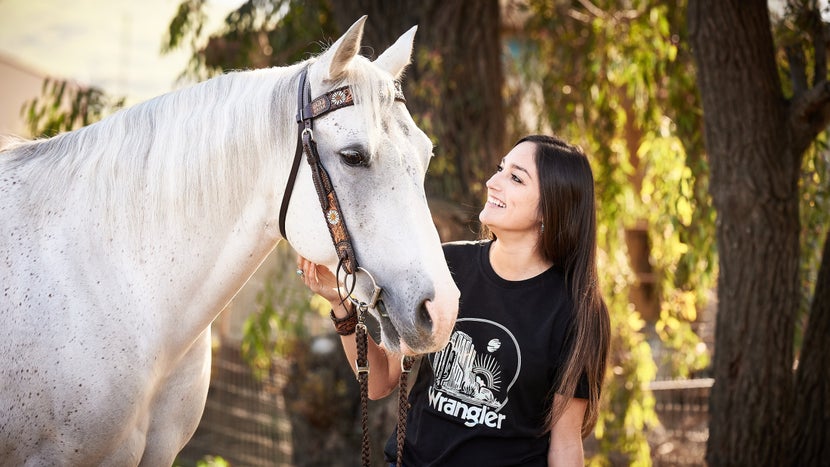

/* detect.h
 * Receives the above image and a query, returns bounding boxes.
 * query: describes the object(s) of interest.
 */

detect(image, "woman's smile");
[487,196,506,208]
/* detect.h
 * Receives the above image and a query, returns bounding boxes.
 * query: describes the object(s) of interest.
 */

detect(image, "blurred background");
[1,1,827,466]
[0,0,245,134]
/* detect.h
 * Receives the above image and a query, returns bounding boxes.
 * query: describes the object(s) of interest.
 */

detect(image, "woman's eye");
[340,149,367,167]
[511,174,523,183]
[495,164,503,173]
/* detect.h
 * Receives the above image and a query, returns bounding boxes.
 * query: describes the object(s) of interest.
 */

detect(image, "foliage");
[20,77,124,138]
[796,138,830,350]
[172,454,230,467]
[240,242,325,380]
[161,0,210,80]
[515,0,714,462]
[591,247,659,465]
[162,0,336,82]
[194,456,230,467]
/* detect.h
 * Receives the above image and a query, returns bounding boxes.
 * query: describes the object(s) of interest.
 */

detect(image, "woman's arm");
[547,395,587,466]
[297,256,403,399]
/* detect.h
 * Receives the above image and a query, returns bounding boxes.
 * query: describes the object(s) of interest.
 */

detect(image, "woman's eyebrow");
[507,161,532,180]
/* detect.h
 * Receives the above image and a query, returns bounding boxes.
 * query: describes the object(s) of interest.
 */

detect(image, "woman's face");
[479,141,542,235]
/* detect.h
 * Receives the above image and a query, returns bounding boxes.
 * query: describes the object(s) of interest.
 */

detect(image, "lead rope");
[396,355,415,467]
[354,304,371,467]
[354,304,414,467]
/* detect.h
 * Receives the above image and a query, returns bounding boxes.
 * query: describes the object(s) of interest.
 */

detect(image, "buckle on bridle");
[301,127,313,140]
[342,266,384,314]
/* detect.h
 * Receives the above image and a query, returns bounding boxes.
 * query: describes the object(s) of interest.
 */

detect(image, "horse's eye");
[339,149,367,167]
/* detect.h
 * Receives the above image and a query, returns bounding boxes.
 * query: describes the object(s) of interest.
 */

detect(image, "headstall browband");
[297,81,406,123]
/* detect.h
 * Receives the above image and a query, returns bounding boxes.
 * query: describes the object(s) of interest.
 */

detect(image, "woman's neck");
[488,236,552,281]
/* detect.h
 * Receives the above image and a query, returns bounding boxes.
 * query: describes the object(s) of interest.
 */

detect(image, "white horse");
[0,16,459,466]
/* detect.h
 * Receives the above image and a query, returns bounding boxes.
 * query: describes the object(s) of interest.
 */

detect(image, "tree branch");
[788,79,830,155]
[786,43,808,97]
[575,0,606,19]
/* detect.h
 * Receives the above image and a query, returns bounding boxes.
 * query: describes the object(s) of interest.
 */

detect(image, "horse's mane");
[1,52,400,236]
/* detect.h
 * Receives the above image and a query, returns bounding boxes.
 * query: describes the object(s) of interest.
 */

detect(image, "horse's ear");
[322,15,367,82]
[374,25,417,79]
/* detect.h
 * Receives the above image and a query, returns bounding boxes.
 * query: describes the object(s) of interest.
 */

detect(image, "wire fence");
[648,378,712,466]
[177,345,294,466]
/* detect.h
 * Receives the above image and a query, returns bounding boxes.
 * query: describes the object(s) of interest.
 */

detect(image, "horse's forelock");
[343,56,401,156]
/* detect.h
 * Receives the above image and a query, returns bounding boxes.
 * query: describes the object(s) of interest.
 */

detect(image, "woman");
[297,134,610,466]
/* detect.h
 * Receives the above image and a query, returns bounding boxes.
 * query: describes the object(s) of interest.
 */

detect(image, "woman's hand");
[297,258,400,399]
[296,255,341,303]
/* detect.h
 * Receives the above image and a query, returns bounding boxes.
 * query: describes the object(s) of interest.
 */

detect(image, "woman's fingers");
[296,255,340,301]
[315,263,337,286]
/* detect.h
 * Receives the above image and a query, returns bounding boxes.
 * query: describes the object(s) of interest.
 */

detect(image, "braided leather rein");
[278,66,413,467]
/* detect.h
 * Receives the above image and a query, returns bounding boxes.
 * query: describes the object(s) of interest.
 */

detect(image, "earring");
[540,222,545,234]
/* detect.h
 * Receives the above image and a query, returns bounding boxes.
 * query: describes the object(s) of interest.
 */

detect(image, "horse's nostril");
[417,300,433,333]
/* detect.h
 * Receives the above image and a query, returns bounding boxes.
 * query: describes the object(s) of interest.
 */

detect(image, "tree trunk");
[331,1,506,229]
[688,1,801,465]
[789,227,830,465]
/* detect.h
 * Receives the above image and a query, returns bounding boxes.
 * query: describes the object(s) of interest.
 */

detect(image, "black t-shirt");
[384,240,588,466]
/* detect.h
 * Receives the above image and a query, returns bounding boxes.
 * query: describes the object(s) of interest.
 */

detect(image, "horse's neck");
[142,204,280,348]
[47,172,282,356]
[112,71,299,349]
[19,67,300,354]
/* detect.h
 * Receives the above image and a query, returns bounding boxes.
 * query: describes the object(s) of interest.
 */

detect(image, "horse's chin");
[384,338,423,357]
[396,338,448,356]
[377,318,438,357]
[373,313,412,356]
[374,314,403,354]
[397,341,418,357]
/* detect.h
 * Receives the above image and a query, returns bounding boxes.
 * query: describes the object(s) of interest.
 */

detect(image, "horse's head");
[283,17,459,355]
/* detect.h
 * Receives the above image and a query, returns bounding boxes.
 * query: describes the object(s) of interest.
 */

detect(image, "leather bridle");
[280,66,363,274]
[278,66,414,467]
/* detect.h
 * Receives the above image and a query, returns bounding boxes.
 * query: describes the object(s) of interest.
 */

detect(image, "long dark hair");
[517,134,610,437]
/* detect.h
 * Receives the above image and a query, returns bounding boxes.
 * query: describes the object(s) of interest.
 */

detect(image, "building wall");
[0,53,49,137]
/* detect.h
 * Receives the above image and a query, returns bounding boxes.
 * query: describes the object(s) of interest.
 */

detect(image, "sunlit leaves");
[796,134,830,351]
[517,0,714,462]
[20,77,125,138]
[162,0,337,82]
[162,0,207,53]
[240,243,321,380]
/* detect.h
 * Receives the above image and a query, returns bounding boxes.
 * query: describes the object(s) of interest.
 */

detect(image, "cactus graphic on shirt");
[432,330,504,409]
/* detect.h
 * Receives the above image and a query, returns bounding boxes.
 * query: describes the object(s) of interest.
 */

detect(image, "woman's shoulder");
[442,239,489,262]
[442,239,489,251]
